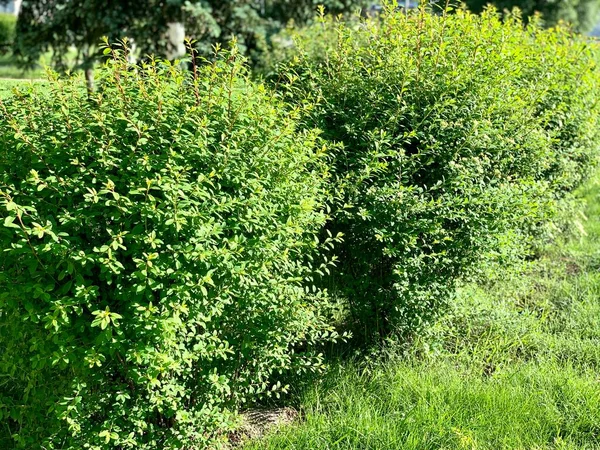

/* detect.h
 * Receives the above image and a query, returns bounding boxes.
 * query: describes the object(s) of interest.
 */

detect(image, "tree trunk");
[166,22,186,60]
[82,47,94,95]
[85,67,94,94]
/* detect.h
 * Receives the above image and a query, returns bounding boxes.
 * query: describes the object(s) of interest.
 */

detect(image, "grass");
[0,78,48,99]
[245,175,600,450]
[0,53,45,79]
[0,48,101,99]
[0,47,87,80]
[0,52,48,99]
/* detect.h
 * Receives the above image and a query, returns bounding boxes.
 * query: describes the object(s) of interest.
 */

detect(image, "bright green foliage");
[273,6,600,340]
[0,13,15,53]
[0,79,32,98]
[0,45,339,449]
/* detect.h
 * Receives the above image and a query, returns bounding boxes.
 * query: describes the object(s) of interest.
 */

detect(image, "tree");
[464,0,600,32]
[12,0,154,88]
[5,0,367,77]
[183,0,366,62]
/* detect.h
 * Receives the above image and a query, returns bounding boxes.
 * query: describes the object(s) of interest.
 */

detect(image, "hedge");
[270,5,600,340]
[1,5,600,448]
[0,45,339,449]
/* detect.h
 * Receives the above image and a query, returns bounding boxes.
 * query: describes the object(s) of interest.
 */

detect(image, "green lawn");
[246,175,600,449]
[0,78,49,99]
[0,53,46,79]
[0,51,53,99]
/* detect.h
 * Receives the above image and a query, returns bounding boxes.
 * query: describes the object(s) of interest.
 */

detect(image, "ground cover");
[0,53,45,79]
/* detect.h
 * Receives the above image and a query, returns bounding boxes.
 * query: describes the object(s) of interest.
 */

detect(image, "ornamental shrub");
[0,44,339,449]
[272,5,600,340]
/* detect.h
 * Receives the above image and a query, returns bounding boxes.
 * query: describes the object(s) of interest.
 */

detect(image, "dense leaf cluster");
[271,6,600,340]
[0,46,339,449]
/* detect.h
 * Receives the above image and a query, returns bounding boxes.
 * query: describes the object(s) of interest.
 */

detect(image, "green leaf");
[3,216,19,229]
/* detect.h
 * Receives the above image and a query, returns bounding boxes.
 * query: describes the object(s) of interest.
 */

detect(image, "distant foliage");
[272,5,600,340]
[464,0,600,33]
[12,0,368,72]
[0,13,15,53]
[184,0,368,62]
[0,44,339,449]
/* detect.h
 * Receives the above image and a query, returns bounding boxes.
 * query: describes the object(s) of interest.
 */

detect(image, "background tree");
[463,0,600,32]
[12,0,153,87]
[0,12,16,54]
[4,0,367,76]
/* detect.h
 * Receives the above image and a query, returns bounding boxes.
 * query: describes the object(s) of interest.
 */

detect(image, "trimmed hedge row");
[0,6,599,449]
[271,6,600,339]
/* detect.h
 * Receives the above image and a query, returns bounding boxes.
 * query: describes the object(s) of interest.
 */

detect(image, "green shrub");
[0,13,16,53]
[0,44,340,449]
[271,6,600,340]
